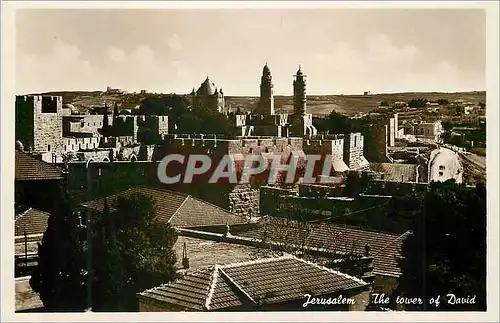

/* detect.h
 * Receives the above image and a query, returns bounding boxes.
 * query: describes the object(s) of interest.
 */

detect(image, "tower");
[259,63,275,115]
[293,65,307,116]
[15,95,63,153]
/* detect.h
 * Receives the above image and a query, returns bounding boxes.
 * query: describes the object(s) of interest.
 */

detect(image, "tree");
[437,98,449,105]
[327,110,353,134]
[91,193,178,311]
[408,98,428,109]
[394,181,486,311]
[30,187,87,311]
[177,113,202,134]
[91,199,127,311]
[256,216,370,279]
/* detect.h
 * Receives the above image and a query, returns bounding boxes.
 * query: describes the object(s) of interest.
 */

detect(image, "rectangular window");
[48,145,51,151]
[439,165,445,170]
[64,145,66,151]
[438,171,443,177]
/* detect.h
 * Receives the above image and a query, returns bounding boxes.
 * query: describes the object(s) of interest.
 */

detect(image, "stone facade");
[16,95,64,154]
[343,133,369,170]
[190,77,225,113]
[229,184,260,217]
[16,95,169,163]
[428,147,463,184]
[258,63,275,115]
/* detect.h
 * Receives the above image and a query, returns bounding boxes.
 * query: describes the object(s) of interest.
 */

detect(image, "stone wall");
[303,137,345,161]
[344,133,365,170]
[260,185,297,216]
[63,137,100,152]
[348,289,372,311]
[229,184,260,217]
[33,96,63,153]
[62,115,111,136]
[298,183,345,197]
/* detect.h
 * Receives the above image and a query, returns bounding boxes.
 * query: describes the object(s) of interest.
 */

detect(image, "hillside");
[30,90,486,117]
[226,91,486,116]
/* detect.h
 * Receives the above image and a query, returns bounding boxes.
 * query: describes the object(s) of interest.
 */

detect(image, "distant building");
[190,77,225,113]
[428,147,463,184]
[106,86,123,95]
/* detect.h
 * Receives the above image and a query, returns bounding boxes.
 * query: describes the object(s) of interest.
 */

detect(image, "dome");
[63,103,76,110]
[197,77,216,96]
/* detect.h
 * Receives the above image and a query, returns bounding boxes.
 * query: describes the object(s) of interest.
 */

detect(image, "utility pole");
[24,225,28,273]
[85,159,93,312]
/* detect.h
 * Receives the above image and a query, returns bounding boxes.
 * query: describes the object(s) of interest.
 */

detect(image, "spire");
[297,65,303,75]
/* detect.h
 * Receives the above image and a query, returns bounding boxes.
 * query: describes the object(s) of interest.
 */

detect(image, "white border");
[2,1,499,322]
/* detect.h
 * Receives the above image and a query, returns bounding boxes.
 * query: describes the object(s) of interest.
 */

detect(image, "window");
[64,145,66,151]
[438,171,443,177]
[47,145,51,151]
[439,165,445,170]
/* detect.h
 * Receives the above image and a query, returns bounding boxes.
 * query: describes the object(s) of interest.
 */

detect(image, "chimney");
[182,242,190,269]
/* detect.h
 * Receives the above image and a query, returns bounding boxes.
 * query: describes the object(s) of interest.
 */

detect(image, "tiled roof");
[15,150,64,181]
[174,236,276,272]
[238,218,409,277]
[80,186,248,228]
[372,231,411,277]
[14,205,50,237]
[369,163,418,182]
[138,254,369,311]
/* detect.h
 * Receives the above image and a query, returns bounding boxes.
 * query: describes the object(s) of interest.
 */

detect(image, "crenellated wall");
[16,95,64,153]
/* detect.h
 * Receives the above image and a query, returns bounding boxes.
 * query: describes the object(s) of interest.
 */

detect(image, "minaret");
[293,65,307,116]
[259,62,275,115]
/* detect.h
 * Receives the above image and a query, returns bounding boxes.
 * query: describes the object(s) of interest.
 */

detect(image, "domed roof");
[197,77,216,96]
[63,103,76,110]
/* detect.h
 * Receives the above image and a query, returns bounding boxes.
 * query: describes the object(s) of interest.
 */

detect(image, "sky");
[15,9,486,96]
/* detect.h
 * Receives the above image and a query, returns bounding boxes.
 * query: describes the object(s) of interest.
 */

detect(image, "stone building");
[290,66,317,137]
[258,63,275,115]
[427,147,463,184]
[159,135,307,217]
[403,120,443,142]
[15,95,169,163]
[190,77,225,113]
[343,133,370,170]
[15,95,64,154]
[234,65,316,138]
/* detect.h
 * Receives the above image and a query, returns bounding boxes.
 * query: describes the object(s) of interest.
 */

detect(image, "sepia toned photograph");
[1,1,498,321]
